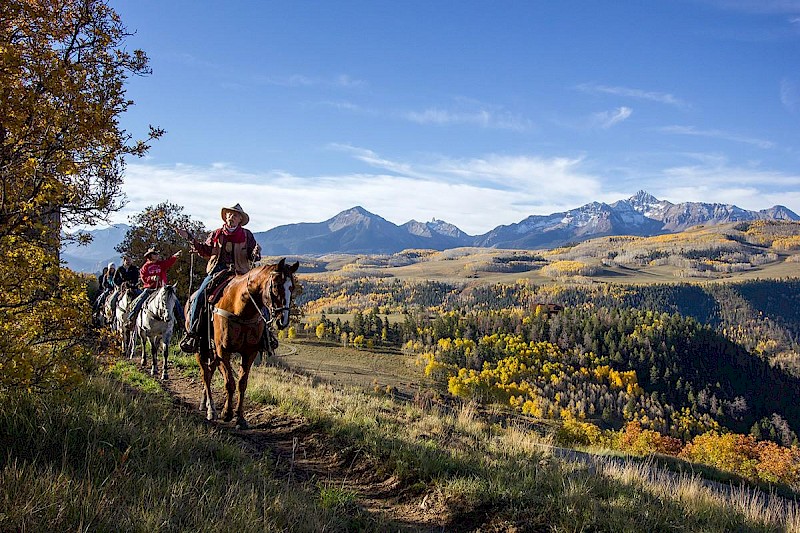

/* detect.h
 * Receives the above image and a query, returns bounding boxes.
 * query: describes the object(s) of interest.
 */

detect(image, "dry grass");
[243,362,797,531]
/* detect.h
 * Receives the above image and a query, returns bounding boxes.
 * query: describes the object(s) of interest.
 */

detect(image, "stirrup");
[180,333,199,353]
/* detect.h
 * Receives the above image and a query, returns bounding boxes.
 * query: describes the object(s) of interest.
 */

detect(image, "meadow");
[2,350,799,532]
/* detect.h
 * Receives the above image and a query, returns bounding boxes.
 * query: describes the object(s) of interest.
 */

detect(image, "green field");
[275,339,426,398]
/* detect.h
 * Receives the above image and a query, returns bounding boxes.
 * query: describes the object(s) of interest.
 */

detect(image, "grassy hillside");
[6,220,799,530]
[2,358,798,532]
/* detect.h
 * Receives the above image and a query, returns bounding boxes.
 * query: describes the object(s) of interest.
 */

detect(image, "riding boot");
[261,329,278,353]
[260,331,270,353]
[179,320,201,353]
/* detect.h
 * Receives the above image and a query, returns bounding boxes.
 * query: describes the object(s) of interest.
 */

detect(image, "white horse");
[102,287,118,326]
[114,282,139,358]
[132,285,178,380]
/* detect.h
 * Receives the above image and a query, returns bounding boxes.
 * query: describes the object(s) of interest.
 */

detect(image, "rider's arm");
[190,230,217,258]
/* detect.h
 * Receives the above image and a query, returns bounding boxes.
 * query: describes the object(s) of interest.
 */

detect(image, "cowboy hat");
[221,203,250,227]
[144,247,159,259]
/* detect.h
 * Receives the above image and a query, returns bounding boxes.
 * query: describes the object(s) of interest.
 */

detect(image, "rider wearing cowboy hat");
[127,247,185,326]
[176,203,261,351]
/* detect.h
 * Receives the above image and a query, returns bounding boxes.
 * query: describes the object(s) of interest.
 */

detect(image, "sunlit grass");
[9,355,794,531]
[0,367,385,532]
[242,363,798,531]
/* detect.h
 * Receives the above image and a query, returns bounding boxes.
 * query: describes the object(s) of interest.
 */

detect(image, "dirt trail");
[161,372,446,532]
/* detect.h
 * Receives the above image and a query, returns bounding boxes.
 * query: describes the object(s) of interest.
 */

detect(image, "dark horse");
[188,258,299,428]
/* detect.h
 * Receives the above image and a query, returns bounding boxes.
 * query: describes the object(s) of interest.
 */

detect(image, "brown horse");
[193,258,299,428]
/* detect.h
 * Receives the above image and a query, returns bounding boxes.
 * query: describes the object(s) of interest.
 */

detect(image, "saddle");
[180,269,235,354]
[207,269,236,305]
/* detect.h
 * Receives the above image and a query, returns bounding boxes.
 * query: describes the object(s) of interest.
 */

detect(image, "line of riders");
[94,203,279,354]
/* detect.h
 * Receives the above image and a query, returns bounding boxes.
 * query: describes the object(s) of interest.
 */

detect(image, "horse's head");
[255,258,299,329]
[154,285,177,316]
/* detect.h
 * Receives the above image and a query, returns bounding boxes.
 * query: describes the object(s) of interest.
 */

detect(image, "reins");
[212,267,285,328]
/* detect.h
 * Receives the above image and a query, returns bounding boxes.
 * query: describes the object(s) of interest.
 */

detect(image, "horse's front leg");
[138,328,147,367]
[150,336,159,377]
[197,351,218,421]
[136,328,147,368]
[218,353,236,422]
[235,350,258,429]
[128,329,138,360]
[160,332,171,381]
[119,325,128,357]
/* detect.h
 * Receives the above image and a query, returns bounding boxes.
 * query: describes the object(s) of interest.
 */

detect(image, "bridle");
[245,267,293,329]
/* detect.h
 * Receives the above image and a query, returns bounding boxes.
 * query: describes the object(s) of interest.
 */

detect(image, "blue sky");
[111,0,800,235]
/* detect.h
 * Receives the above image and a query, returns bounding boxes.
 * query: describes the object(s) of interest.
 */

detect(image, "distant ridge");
[61,223,129,273]
[254,192,798,255]
[63,193,800,270]
[255,206,473,255]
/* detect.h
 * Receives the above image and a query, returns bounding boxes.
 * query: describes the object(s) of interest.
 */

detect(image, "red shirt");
[140,255,178,289]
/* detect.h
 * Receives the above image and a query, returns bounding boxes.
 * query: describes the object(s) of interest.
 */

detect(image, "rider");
[108,255,140,311]
[177,203,261,351]
[114,254,140,287]
[93,262,116,311]
[127,248,185,328]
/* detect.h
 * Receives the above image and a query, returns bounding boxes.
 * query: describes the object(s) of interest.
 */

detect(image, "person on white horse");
[127,247,185,329]
[175,203,264,353]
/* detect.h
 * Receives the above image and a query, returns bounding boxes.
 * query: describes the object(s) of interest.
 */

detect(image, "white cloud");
[577,83,687,107]
[659,125,775,149]
[781,78,799,112]
[651,158,800,211]
[113,149,800,237]
[258,73,366,89]
[403,107,532,131]
[117,150,610,235]
[591,107,633,129]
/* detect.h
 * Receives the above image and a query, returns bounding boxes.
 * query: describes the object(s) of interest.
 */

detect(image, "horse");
[113,282,139,358]
[132,285,178,380]
[191,258,299,428]
[102,287,119,326]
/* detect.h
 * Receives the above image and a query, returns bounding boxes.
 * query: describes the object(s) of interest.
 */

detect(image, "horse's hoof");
[223,412,233,423]
[206,412,216,421]
[235,419,249,430]
[161,372,168,381]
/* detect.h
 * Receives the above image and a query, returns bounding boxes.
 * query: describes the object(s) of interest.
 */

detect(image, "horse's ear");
[289,261,299,273]
[277,258,286,270]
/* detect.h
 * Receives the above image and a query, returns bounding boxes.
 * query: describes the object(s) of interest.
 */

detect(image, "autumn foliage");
[0,0,156,392]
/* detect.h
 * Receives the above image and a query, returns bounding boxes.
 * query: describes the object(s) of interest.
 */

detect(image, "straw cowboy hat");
[144,247,159,260]
[221,203,250,227]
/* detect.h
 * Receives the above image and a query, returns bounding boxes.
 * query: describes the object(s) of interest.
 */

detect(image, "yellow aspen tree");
[0,0,160,392]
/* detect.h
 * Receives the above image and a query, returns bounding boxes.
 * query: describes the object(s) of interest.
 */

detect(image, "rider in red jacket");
[127,248,184,327]
[140,251,179,288]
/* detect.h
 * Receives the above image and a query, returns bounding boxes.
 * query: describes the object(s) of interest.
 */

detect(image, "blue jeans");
[128,289,154,322]
[189,266,226,334]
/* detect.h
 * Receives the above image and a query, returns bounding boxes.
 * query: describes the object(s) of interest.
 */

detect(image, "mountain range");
[62,191,799,271]
[254,190,798,255]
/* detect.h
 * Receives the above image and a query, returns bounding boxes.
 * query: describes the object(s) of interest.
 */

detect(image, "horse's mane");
[148,285,176,317]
